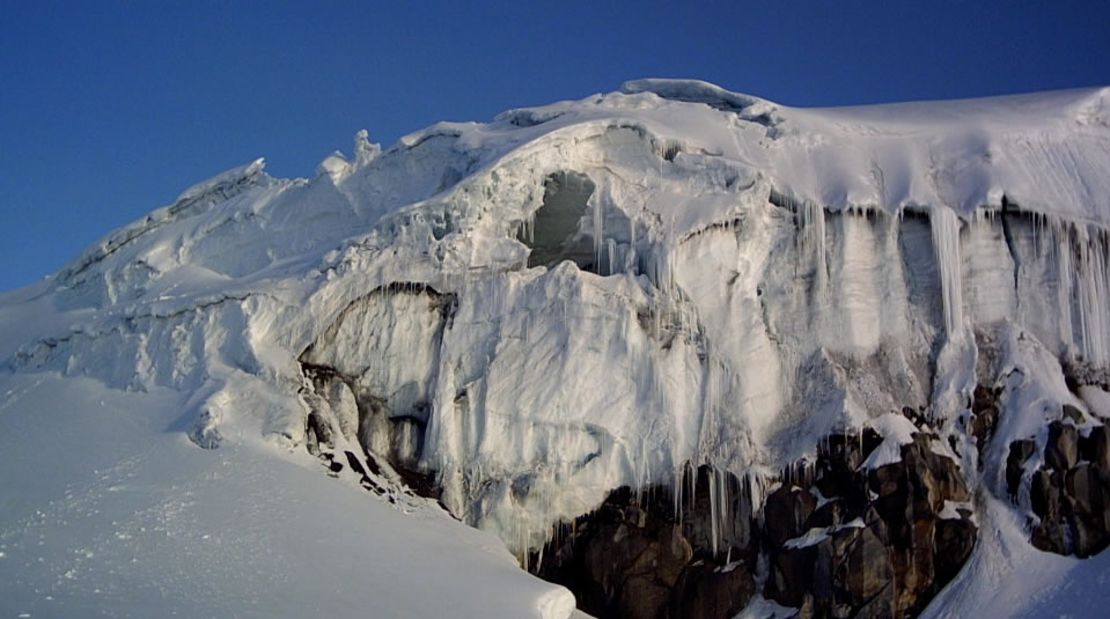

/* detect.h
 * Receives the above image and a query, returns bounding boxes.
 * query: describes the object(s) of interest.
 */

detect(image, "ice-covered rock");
[3,79,1110,617]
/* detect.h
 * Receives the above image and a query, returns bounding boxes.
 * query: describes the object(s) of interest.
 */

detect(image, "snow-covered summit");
[3,80,1110,617]
[41,79,1110,300]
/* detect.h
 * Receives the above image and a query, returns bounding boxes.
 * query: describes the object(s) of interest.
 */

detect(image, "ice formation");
[3,79,1110,614]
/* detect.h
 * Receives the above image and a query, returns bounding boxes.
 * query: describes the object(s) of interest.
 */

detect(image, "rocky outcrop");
[1012,419,1110,557]
[534,472,759,619]
[532,425,976,619]
[764,431,975,618]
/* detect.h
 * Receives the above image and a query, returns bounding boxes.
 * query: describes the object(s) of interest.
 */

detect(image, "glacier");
[2,79,1110,617]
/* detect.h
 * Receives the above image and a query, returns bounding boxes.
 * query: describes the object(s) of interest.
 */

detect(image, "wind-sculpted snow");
[3,80,1110,617]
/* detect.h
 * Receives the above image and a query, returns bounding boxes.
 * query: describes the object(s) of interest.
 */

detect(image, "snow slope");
[0,373,574,618]
[2,79,1110,617]
[922,494,1110,619]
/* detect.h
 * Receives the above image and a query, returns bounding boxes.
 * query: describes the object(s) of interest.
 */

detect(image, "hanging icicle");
[798,201,828,291]
[930,206,965,340]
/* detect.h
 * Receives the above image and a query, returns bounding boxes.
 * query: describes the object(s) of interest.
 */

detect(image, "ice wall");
[4,81,1110,564]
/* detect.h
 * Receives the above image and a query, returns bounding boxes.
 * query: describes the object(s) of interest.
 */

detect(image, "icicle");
[719,467,730,551]
[1057,221,1075,349]
[517,210,536,244]
[1075,225,1110,364]
[930,207,965,340]
[606,238,617,276]
[625,218,638,274]
[673,464,683,523]
[592,195,604,274]
[798,201,828,290]
[1033,213,1040,255]
[708,466,720,557]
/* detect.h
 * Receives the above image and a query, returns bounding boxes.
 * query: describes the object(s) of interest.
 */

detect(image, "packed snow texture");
[0,374,574,618]
[3,79,1110,616]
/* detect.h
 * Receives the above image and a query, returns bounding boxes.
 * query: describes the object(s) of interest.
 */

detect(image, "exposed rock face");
[1013,419,1110,557]
[534,427,976,619]
[670,561,756,619]
[534,472,758,619]
[1045,422,1079,471]
[763,485,817,549]
[1084,425,1110,471]
[769,516,896,617]
[765,432,975,618]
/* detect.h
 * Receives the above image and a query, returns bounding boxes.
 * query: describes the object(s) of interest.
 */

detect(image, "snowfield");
[0,373,575,618]
[2,79,1110,617]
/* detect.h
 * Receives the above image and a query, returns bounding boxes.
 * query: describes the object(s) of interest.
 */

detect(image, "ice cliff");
[4,79,1110,617]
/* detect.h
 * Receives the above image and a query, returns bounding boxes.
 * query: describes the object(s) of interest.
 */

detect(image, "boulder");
[670,560,756,619]
[1079,424,1110,471]
[578,518,695,618]
[766,541,817,608]
[934,517,977,584]
[1045,421,1079,471]
[1064,463,1110,557]
[1030,469,1068,554]
[832,523,894,616]
[764,485,818,549]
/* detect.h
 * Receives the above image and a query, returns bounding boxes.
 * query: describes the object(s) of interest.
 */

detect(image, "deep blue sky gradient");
[2,0,1108,291]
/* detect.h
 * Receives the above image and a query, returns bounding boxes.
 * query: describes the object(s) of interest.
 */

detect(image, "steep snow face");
[4,80,1110,567]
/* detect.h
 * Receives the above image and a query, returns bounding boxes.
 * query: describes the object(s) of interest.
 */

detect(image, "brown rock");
[831,523,894,616]
[1030,469,1069,554]
[1031,519,1068,555]
[1064,463,1110,557]
[764,485,818,549]
[671,560,756,619]
[1030,469,1063,520]
[766,542,817,608]
[618,573,671,619]
[934,517,977,585]
[1045,421,1079,471]
[1079,424,1110,471]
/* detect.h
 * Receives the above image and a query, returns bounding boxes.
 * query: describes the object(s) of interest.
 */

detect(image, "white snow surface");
[0,373,575,618]
[922,494,1110,619]
[2,79,1110,616]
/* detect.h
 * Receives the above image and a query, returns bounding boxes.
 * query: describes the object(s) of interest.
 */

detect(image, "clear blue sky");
[2,1,1108,292]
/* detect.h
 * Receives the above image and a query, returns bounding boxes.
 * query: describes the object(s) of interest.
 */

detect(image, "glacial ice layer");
[5,79,1110,614]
